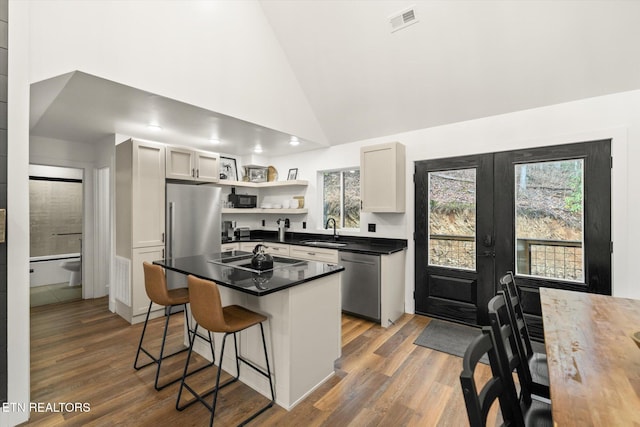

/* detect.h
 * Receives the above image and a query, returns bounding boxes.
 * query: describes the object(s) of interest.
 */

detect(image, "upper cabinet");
[360,142,406,213]
[166,145,220,183]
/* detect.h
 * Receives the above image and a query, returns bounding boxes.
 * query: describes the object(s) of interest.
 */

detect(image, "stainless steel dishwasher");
[339,252,381,322]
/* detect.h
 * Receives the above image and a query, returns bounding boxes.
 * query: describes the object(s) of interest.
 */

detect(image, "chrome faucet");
[325,217,338,240]
[277,218,290,242]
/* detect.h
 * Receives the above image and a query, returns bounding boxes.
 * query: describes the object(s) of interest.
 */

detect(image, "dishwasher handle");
[340,258,377,266]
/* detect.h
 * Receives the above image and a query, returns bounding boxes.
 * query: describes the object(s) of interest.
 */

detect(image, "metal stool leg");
[209,333,231,427]
[134,303,204,390]
[176,323,217,411]
[152,307,174,389]
[237,322,275,426]
[133,301,153,370]
[177,322,275,425]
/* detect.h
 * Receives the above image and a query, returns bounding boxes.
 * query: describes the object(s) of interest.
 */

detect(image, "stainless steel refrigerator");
[165,182,221,289]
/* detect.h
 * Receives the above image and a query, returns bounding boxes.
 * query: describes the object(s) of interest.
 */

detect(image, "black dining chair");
[487,294,553,426]
[460,326,522,427]
[499,272,550,399]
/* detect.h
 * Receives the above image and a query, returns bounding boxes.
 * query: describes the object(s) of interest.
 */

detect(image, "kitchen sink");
[301,240,347,248]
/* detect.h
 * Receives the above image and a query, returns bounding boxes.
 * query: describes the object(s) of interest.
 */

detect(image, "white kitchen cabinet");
[361,142,405,213]
[239,241,259,252]
[115,138,166,324]
[380,250,406,328]
[131,246,166,319]
[236,241,288,255]
[289,245,339,264]
[221,242,239,252]
[116,138,166,249]
[166,145,219,183]
[263,242,290,256]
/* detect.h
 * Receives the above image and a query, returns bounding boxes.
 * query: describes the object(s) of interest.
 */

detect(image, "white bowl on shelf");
[272,204,282,209]
[261,203,272,209]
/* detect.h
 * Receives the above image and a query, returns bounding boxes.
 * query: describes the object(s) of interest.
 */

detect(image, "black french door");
[414,154,495,326]
[415,140,612,332]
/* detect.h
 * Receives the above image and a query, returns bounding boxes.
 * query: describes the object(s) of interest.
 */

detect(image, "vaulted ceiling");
[29,1,640,155]
[260,0,640,144]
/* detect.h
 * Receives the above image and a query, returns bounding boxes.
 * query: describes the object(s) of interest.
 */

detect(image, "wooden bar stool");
[176,275,275,426]
[134,262,215,390]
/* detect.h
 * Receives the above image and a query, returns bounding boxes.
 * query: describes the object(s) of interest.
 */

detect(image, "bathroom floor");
[30,282,82,307]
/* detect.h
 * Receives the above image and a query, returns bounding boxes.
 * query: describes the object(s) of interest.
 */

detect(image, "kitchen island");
[153,250,344,410]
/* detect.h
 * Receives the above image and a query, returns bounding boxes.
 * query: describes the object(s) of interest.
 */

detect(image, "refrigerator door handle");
[168,202,175,258]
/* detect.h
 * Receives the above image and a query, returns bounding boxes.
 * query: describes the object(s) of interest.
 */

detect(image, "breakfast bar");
[154,250,344,410]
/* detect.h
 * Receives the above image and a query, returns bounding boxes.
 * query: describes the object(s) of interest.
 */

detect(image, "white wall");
[5,1,30,425]
[29,164,83,179]
[91,134,115,301]
[27,0,327,145]
[267,90,638,309]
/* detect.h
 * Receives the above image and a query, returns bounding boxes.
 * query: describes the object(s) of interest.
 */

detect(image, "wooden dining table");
[540,287,640,426]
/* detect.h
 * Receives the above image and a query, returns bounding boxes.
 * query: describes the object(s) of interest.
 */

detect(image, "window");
[514,159,584,282]
[322,169,360,229]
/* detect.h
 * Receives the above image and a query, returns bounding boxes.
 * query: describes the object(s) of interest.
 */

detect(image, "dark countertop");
[154,250,344,297]
[224,231,407,255]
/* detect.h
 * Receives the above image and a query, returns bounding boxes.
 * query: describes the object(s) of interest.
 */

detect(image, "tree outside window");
[323,169,360,229]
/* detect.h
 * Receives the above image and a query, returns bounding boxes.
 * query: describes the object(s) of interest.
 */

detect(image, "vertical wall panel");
[0,0,7,404]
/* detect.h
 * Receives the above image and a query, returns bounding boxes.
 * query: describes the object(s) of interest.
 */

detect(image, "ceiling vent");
[389,6,418,33]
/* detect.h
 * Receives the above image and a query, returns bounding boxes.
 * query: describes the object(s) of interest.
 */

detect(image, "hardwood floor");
[23,297,495,426]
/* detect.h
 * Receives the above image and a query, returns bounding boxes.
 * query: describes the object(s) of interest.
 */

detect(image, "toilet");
[60,258,82,287]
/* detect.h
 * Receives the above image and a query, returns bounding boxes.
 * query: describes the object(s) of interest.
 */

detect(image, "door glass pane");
[515,160,584,282]
[29,179,83,257]
[428,169,476,270]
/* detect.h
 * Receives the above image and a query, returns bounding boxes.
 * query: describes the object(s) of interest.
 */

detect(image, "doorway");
[414,140,612,333]
[29,165,84,306]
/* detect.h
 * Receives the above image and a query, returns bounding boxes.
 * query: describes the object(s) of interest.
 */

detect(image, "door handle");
[340,258,377,266]
[479,250,495,258]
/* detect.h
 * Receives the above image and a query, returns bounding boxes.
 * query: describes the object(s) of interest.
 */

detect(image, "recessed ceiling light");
[147,124,162,131]
[209,138,220,144]
[254,146,263,154]
[289,136,300,146]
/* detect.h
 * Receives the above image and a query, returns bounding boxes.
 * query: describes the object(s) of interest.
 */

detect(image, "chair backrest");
[487,293,535,408]
[460,326,522,427]
[499,271,534,358]
[187,275,228,333]
[142,262,172,306]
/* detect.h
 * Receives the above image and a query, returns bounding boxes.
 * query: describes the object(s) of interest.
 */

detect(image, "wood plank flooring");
[23,297,495,426]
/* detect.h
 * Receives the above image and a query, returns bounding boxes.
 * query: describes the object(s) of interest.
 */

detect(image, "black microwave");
[228,193,257,208]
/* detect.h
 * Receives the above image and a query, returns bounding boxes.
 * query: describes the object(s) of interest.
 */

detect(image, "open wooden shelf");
[222,208,308,214]
[218,180,308,188]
